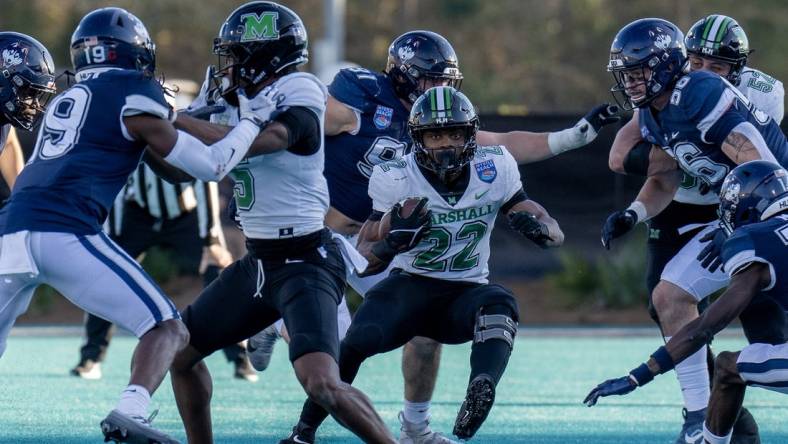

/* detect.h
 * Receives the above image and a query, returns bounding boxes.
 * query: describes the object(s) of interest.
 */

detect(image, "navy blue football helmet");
[719,160,788,234]
[212,1,308,105]
[607,18,687,109]
[685,14,751,86]
[70,7,156,74]
[0,32,56,130]
[385,30,463,104]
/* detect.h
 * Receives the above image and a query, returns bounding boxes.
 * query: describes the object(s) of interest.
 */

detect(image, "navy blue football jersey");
[323,67,411,222]
[722,214,788,311]
[0,69,171,235]
[639,70,788,191]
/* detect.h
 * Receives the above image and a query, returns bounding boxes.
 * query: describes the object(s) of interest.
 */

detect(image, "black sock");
[470,338,512,386]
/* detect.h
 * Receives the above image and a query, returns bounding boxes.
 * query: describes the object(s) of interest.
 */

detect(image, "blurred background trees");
[1,0,785,113]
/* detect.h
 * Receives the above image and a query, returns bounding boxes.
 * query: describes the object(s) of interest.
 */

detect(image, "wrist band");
[627,201,648,224]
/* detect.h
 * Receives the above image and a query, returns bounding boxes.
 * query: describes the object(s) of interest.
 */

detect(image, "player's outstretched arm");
[141,150,194,183]
[584,264,767,407]
[482,103,620,165]
[126,91,271,182]
[507,199,564,248]
[608,110,643,174]
[324,95,360,136]
[601,150,680,249]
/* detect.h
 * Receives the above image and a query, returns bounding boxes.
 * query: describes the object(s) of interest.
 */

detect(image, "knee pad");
[474,305,517,349]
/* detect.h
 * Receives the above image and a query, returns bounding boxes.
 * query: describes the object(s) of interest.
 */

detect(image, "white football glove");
[238,86,280,128]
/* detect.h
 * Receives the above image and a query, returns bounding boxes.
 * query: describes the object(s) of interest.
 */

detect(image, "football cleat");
[453,374,496,440]
[278,421,316,444]
[731,407,760,444]
[675,408,705,444]
[399,411,460,444]
[233,355,259,382]
[70,359,102,380]
[100,409,180,444]
[247,324,281,372]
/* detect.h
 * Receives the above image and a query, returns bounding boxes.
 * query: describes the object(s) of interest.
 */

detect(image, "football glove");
[583,375,638,407]
[509,211,552,248]
[372,198,432,262]
[548,103,621,154]
[696,226,728,273]
[601,209,638,250]
[237,86,280,128]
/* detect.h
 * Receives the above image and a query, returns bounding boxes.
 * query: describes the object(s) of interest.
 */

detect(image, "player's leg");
[704,351,748,444]
[282,270,428,444]
[72,208,154,378]
[653,225,730,443]
[442,284,519,440]
[0,276,38,358]
[37,231,186,443]
[171,253,280,444]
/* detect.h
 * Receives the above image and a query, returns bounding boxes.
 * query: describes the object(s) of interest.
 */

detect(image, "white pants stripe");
[737,342,788,394]
[0,231,178,357]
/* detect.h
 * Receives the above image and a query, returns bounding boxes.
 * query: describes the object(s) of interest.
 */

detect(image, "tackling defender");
[0,6,276,442]
[604,15,783,443]
[284,86,564,441]
[599,18,788,443]
[586,160,788,444]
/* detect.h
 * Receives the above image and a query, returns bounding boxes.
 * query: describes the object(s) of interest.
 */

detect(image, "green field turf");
[1,332,786,443]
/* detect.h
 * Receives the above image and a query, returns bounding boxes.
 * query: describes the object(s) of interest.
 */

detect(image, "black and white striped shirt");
[105,163,225,247]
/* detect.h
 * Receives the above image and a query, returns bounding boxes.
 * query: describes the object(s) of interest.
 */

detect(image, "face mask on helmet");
[685,15,750,86]
[718,161,788,234]
[409,86,478,183]
[0,33,56,130]
[211,2,309,107]
[607,18,687,110]
[386,31,463,104]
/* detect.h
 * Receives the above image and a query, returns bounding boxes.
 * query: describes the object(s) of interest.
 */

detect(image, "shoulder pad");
[273,72,327,112]
[328,68,388,113]
[721,228,758,276]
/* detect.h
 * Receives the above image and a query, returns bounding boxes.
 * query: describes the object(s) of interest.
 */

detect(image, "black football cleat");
[279,421,316,444]
[100,409,180,444]
[453,374,496,440]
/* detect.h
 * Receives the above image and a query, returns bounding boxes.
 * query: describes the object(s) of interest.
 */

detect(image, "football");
[378,198,426,238]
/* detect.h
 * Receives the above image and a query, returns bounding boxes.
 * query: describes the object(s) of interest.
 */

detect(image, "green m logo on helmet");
[240,12,279,42]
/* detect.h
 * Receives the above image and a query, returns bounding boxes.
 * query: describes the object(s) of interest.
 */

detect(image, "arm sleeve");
[273,106,321,155]
[500,188,528,214]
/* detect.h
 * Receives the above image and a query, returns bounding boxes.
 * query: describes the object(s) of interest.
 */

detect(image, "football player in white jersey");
[603,15,783,444]
[285,86,563,442]
[169,3,396,443]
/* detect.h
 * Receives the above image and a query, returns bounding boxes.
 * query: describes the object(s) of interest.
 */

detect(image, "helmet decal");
[240,12,280,41]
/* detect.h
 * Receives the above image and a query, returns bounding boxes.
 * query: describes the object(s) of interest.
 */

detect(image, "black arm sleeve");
[273,106,321,156]
[622,140,652,177]
[500,188,528,214]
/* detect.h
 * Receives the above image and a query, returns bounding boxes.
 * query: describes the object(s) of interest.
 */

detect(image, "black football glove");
[582,103,621,134]
[696,226,728,273]
[372,198,432,262]
[583,375,638,407]
[601,209,638,250]
[509,211,552,248]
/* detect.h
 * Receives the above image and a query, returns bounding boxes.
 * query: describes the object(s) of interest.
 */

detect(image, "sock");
[666,336,710,412]
[403,400,431,424]
[116,384,151,418]
[703,421,732,444]
[470,337,512,385]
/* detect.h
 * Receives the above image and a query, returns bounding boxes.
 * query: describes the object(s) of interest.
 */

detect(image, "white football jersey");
[673,67,784,205]
[369,145,523,284]
[209,72,330,239]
